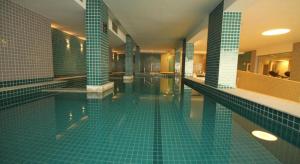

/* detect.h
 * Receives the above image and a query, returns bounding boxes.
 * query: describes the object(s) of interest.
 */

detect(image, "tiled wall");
[0,81,67,110]
[184,78,300,146]
[52,28,86,77]
[0,0,53,87]
[125,35,134,76]
[185,43,194,77]
[205,1,241,88]
[86,0,109,86]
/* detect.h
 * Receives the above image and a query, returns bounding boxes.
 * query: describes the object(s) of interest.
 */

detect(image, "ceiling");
[240,0,300,52]
[11,0,299,54]
[194,0,300,53]
[104,0,222,51]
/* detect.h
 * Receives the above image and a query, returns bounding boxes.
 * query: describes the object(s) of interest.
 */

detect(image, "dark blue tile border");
[184,78,300,147]
[0,77,53,88]
[153,94,163,164]
[0,81,67,110]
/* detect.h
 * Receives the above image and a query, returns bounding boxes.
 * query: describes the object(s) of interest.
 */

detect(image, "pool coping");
[185,77,300,118]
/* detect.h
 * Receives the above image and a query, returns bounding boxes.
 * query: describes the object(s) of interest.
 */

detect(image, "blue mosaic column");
[124,35,134,79]
[175,49,181,75]
[205,1,241,88]
[85,0,113,92]
[135,46,141,74]
[181,39,187,77]
[185,43,194,77]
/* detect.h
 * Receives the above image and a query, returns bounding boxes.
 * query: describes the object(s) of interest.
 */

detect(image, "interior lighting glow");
[252,130,278,141]
[262,29,290,36]
[66,39,70,49]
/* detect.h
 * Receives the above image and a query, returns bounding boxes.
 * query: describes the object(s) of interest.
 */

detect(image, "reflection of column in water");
[201,97,216,157]
[214,103,232,163]
[86,98,107,128]
[201,97,232,162]
[180,86,192,118]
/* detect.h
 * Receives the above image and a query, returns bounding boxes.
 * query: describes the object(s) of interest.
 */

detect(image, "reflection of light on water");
[69,112,73,121]
[56,134,64,140]
[80,116,89,121]
[252,130,278,141]
[82,106,85,113]
[67,123,78,130]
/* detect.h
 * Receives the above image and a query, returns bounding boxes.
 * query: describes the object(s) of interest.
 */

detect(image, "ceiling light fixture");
[252,130,278,141]
[262,29,290,36]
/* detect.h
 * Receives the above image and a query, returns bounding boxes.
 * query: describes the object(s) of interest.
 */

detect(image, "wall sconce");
[112,54,115,61]
[66,39,70,49]
[117,55,119,61]
[80,43,83,52]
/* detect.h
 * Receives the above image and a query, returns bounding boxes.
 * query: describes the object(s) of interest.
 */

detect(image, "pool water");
[0,77,299,163]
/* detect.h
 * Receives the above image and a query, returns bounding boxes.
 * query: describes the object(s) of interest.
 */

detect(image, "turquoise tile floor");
[0,77,299,163]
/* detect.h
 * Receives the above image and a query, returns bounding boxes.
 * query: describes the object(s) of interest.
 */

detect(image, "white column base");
[87,82,114,93]
[123,75,134,80]
[123,75,134,83]
[87,88,113,99]
[123,79,134,83]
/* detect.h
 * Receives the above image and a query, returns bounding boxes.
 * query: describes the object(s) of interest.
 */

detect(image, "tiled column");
[205,1,241,88]
[181,39,187,77]
[124,35,134,80]
[135,46,141,75]
[184,43,194,77]
[86,0,113,92]
[175,49,181,75]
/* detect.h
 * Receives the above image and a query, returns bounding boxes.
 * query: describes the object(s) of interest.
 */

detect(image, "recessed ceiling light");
[262,29,290,36]
[252,130,278,141]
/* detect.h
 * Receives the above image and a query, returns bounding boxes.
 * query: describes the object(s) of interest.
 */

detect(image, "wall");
[141,53,161,73]
[52,28,86,77]
[160,53,175,73]
[237,71,300,102]
[256,52,291,75]
[193,53,206,75]
[0,0,53,87]
[111,54,125,72]
[291,42,300,81]
[237,52,251,71]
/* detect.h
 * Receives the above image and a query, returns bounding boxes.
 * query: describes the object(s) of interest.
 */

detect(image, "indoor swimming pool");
[0,77,299,164]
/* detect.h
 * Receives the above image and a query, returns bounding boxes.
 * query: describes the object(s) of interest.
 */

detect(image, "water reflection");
[0,77,299,163]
